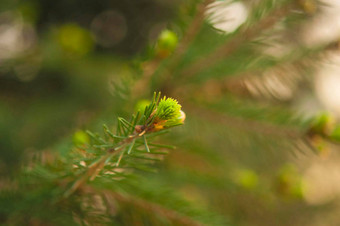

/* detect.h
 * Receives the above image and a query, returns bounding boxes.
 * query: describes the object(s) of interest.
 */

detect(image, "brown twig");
[63,131,145,198]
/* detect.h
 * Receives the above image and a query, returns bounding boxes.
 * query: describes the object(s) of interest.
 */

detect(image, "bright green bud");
[152,97,184,130]
[165,109,186,127]
[156,30,178,58]
[157,30,178,51]
[73,130,90,146]
[156,97,181,121]
[275,164,304,199]
[310,112,333,134]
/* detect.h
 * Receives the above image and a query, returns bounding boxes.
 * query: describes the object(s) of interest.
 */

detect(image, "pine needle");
[143,135,150,153]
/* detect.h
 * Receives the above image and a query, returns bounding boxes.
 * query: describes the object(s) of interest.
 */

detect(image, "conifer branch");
[173,46,326,101]
[133,0,213,98]
[85,187,204,226]
[203,42,339,100]
[168,0,214,69]
[64,93,185,197]
[185,102,303,139]
[178,3,292,80]
[64,132,145,197]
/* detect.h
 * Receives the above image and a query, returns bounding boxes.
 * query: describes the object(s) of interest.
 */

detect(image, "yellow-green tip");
[150,96,185,131]
[156,97,181,120]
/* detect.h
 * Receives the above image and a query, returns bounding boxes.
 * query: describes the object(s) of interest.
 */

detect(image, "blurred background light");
[206,0,248,33]
[315,54,340,116]
[0,11,37,61]
[301,0,340,46]
[91,10,127,48]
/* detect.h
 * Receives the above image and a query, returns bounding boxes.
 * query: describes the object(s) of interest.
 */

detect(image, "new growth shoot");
[135,93,185,133]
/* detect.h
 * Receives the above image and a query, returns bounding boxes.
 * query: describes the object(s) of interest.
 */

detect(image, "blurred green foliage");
[1,0,340,225]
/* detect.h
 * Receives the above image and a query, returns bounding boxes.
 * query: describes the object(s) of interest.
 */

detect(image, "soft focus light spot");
[315,53,340,116]
[206,0,248,33]
[57,23,93,56]
[148,23,166,41]
[0,11,37,61]
[243,67,297,101]
[91,10,127,48]
[303,161,340,205]
[301,0,340,46]
[234,169,258,190]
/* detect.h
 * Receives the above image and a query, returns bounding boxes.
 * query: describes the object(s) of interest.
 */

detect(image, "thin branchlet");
[64,93,185,197]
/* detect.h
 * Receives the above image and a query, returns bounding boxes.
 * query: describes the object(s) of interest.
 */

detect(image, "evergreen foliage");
[1,0,340,225]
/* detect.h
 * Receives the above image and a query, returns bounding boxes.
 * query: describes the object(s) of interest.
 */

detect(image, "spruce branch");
[183,101,340,154]
[155,0,213,94]
[185,101,303,139]
[64,92,185,197]
[218,44,339,100]
[178,2,292,80]
[167,0,214,69]
[132,0,213,98]
[80,186,204,226]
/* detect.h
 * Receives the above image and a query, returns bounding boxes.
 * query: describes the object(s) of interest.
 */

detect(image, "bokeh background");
[0,0,179,169]
[2,0,340,225]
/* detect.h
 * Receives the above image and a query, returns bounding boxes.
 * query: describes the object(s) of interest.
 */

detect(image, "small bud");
[144,96,185,132]
[155,97,181,119]
[156,30,178,58]
[73,130,90,146]
[309,112,334,135]
[274,164,304,199]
